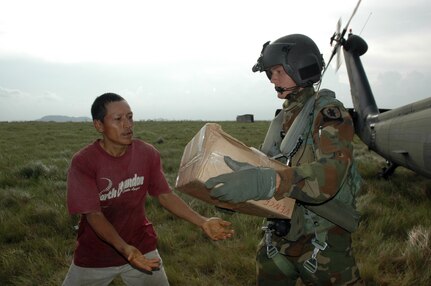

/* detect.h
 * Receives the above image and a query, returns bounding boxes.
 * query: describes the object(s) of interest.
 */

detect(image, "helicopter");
[327,0,431,179]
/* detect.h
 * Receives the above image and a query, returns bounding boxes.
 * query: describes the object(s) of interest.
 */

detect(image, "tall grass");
[0,121,430,285]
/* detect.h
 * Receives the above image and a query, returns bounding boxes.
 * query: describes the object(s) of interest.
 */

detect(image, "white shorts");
[62,249,169,286]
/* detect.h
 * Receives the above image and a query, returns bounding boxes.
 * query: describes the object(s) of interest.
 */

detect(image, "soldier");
[205,34,364,285]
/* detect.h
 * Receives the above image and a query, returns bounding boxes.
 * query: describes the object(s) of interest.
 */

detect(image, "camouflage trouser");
[256,230,364,286]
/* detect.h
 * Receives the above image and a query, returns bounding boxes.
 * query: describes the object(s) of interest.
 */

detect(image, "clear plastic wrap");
[175,123,295,219]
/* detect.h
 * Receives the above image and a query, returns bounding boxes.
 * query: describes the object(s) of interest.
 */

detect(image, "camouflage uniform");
[257,87,364,285]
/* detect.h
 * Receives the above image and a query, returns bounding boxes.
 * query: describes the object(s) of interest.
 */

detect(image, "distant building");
[236,114,254,123]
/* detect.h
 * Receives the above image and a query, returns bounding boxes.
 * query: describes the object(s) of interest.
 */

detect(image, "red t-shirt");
[67,139,172,267]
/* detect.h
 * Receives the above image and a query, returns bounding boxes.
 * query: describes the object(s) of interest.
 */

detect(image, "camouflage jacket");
[262,87,362,251]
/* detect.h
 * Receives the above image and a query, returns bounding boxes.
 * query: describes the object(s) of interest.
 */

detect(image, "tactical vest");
[262,89,362,242]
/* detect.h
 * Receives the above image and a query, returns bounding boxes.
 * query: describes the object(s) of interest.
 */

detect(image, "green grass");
[0,121,430,286]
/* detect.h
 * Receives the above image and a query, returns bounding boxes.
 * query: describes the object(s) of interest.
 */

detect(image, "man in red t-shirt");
[62,93,233,286]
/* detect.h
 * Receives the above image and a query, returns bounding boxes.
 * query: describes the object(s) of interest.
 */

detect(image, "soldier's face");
[269,65,297,99]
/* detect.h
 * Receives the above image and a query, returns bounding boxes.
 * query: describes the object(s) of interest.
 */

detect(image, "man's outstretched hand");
[201,217,234,240]
[126,245,161,272]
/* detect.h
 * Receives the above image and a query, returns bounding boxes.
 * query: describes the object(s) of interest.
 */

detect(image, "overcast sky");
[0,0,430,121]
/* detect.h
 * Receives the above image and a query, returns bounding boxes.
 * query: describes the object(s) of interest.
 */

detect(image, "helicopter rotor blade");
[324,18,342,76]
[344,0,362,35]
[336,44,342,71]
[335,18,342,71]
[323,0,362,75]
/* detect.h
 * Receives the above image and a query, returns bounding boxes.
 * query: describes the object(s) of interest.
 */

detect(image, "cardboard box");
[175,123,295,219]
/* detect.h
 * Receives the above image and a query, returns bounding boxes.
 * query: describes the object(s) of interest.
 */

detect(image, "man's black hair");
[91,92,125,121]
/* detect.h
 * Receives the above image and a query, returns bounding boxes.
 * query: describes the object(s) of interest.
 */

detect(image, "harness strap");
[303,208,329,273]
[262,225,295,277]
[279,96,315,156]
[273,253,295,277]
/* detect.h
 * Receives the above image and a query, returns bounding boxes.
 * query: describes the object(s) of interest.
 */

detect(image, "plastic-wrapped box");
[175,123,295,219]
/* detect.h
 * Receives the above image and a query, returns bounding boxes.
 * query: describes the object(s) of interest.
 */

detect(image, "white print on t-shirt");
[99,174,145,201]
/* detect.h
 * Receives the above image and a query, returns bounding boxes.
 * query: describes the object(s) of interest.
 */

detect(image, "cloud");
[40,91,62,102]
[0,86,28,99]
[0,0,430,121]
[371,70,430,108]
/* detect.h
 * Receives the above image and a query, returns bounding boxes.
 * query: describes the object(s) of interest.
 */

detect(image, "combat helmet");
[252,34,324,87]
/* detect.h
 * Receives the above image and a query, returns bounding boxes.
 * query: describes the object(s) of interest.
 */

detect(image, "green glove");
[204,156,276,203]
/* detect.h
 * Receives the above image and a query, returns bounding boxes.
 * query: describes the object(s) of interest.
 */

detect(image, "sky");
[0,0,430,121]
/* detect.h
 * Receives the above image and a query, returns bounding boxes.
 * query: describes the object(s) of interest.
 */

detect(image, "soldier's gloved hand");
[204,156,276,203]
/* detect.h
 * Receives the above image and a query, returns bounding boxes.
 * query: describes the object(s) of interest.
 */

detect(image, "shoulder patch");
[321,106,342,120]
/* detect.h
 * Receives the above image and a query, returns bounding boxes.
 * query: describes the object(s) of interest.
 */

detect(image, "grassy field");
[0,121,430,286]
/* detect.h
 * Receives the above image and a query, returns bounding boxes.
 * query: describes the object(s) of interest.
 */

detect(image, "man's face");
[96,100,134,147]
[268,65,297,99]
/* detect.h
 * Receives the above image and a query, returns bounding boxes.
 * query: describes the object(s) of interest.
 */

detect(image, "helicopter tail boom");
[342,33,431,178]
[343,33,379,148]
